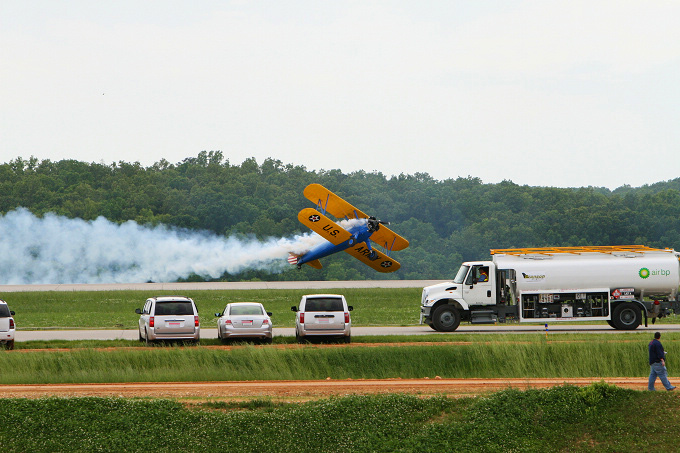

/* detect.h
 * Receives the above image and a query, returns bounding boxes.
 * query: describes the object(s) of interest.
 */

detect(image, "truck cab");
[421,261,519,331]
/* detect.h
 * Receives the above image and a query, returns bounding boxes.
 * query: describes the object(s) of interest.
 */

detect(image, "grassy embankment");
[2,384,680,452]
[2,333,678,384]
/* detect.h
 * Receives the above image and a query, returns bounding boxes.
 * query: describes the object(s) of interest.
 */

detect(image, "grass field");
[4,288,421,329]
[2,333,677,384]
[1,384,679,452]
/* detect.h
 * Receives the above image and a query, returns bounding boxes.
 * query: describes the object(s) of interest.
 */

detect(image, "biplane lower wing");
[303,183,368,220]
[344,243,401,273]
[298,208,352,245]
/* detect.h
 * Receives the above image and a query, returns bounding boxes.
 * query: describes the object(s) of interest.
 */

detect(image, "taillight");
[654,300,661,305]
[262,319,269,325]
[300,313,305,324]
[194,316,200,327]
[149,316,154,328]
[225,319,233,325]
[9,319,14,329]
[344,312,350,323]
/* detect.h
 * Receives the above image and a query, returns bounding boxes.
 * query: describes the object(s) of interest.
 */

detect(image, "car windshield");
[0,305,10,317]
[305,298,343,312]
[452,265,470,284]
[154,301,193,316]
[229,305,263,316]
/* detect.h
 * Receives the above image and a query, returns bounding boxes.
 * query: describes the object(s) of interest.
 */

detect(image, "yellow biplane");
[289,184,409,273]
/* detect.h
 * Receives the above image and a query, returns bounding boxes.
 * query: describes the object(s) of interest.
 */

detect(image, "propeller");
[367,216,389,232]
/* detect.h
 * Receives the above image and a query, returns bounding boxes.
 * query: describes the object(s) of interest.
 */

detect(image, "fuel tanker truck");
[420,245,680,331]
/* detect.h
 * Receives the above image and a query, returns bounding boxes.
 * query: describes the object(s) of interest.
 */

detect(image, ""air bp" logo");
[639,267,671,279]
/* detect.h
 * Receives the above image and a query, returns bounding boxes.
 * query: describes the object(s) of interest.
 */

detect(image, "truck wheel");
[426,320,437,331]
[606,320,616,329]
[432,305,461,332]
[612,303,641,330]
[6,340,14,350]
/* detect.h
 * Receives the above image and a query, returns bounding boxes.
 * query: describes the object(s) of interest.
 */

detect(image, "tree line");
[2,152,679,281]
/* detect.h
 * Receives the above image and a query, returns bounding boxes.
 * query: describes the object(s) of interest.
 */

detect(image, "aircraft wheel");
[432,305,461,332]
[612,303,641,330]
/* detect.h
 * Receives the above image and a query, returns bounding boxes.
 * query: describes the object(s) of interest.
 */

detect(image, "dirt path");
[0,378,652,400]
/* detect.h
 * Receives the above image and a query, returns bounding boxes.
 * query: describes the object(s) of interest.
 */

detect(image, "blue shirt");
[649,338,665,365]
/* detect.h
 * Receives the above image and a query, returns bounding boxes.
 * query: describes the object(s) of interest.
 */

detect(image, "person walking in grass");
[649,331,676,391]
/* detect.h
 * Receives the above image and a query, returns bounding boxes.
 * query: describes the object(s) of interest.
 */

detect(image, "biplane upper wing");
[344,244,401,273]
[298,208,352,245]
[303,183,368,220]
[369,226,409,252]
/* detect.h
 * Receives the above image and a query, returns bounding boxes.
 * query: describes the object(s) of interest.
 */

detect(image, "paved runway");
[15,323,680,342]
[0,280,445,292]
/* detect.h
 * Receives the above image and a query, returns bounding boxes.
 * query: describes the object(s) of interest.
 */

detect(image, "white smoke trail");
[0,208,330,284]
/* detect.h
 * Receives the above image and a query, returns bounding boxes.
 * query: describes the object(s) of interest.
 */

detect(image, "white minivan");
[0,300,15,350]
[291,294,353,343]
[135,296,200,344]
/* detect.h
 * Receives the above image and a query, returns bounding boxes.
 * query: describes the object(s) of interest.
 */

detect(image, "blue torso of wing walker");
[297,219,373,267]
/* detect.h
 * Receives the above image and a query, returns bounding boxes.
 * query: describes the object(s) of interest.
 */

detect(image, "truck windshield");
[453,265,470,284]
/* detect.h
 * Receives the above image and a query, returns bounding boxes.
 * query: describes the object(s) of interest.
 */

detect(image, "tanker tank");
[493,248,680,299]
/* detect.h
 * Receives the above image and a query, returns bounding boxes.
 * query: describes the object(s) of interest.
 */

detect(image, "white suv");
[291,294,353,343]
[135,296,200,344]
[0,300,15,350]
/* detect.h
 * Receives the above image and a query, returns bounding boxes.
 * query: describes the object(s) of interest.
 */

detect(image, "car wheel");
[138,329,144,342]
[6,340,14,350]
[296,331,305,344]
[144,328,151,346]
[343,335,351,344]
[432,305,461,332]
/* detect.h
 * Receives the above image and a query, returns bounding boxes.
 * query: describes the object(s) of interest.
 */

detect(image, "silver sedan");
[215,302,273,343]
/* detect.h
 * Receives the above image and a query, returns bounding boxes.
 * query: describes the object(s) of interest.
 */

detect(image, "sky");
[1,0,679,189]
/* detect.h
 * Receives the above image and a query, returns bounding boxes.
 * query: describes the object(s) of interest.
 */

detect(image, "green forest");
[1,151,679,281]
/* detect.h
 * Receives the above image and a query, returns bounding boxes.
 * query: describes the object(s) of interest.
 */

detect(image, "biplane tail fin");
[288,253,323,269]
